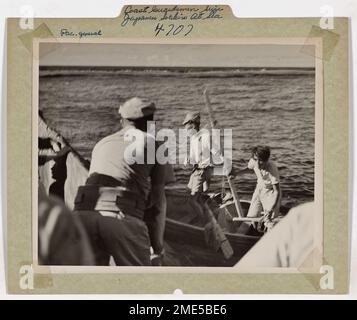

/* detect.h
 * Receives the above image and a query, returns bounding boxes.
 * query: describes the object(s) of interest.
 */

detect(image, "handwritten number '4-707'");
[154,23,193,36]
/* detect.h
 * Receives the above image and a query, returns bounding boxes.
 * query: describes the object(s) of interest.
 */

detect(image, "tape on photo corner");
[18,23,59,59]
[300,25,340,61]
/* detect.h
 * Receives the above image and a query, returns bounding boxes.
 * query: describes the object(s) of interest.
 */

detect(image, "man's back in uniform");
[74,97,169,266]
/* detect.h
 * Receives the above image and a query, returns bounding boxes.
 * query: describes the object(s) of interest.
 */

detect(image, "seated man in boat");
[74,97,170,266]
[183,111,229,220]
[237,146,281,229]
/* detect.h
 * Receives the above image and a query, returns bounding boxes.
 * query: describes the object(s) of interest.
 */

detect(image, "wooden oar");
[203,88,244,218]
[203,202,233,259]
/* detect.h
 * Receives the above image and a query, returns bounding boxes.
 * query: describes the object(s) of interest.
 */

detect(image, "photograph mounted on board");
[34,40,323,271]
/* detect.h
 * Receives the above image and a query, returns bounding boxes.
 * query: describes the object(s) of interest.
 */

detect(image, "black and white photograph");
[35,40,322,270]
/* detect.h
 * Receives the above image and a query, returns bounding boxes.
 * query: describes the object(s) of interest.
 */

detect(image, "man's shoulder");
[93,131,124,150]
[94,128,156,152]
[122,127,153,141]
[199,128,211,137]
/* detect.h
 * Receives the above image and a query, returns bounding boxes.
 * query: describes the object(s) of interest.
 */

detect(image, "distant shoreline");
[40,65,315,71]
[39,66,315,78]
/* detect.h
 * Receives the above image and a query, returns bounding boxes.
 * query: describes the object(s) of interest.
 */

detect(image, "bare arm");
[267,184,280,218]
[147,183,167,254]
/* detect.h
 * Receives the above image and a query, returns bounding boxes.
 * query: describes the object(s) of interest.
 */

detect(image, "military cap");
[119,97,156,120]
[182,111,200,125]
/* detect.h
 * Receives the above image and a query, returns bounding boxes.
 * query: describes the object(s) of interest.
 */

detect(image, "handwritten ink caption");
[121,5,224,36]
[60,29,102,38]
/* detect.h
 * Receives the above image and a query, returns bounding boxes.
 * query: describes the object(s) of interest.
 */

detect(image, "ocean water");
[39,67,315,208]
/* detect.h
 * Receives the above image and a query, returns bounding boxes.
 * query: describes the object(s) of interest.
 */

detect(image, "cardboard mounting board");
[5,5,350,293]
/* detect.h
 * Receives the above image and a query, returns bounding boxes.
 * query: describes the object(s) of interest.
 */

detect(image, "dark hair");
[251,146,271,162]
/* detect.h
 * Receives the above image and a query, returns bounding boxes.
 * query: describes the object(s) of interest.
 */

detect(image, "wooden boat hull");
[164,189,261,265]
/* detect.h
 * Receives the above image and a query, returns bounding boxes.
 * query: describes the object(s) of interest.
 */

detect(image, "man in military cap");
[74,97,170,266]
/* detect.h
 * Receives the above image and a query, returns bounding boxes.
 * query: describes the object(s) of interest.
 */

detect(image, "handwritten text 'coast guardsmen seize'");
[121,5,224,27]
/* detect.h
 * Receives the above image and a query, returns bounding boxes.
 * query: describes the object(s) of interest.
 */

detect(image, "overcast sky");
[39,43,315,68]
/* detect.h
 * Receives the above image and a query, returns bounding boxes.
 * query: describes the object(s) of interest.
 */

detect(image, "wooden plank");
[232,217,263,222]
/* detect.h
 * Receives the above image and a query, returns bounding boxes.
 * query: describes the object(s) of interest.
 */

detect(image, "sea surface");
[39,67,315,208]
